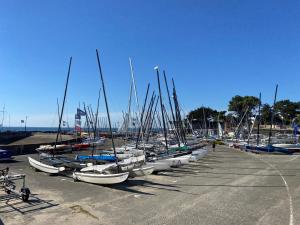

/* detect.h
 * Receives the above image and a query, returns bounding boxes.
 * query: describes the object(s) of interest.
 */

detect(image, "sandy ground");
[1,145,300,225]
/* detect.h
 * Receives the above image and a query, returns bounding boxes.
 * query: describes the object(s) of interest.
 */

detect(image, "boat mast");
[172,78,186,144]
[256,92,261,146]
[144,94,156,137]
[146,97,159,142]
[129,58,144,147]
[56,98,62,143]
[135,83,150,148]
[155,67,168,152]
[124,78,133,148]
[234,106,249,140]
[94,89,101,139]
[142,92,155,137]
[163,71,180,146]
[202,106,207,137]
[83,103,91,139]
[267,85,278,147]
[95,49,118,166]
[91,90,101,157]
[0,105,5,131]
[54,57,72,155]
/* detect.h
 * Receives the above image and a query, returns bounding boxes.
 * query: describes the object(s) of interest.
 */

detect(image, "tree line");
[187,95,300,129]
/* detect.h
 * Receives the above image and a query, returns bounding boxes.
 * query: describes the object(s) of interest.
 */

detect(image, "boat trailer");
[0,167,30,202]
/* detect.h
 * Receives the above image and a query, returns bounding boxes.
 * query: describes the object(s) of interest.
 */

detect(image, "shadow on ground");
[0,193,58,214]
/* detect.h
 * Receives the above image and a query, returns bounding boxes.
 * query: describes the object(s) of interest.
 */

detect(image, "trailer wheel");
[21,188,30,202]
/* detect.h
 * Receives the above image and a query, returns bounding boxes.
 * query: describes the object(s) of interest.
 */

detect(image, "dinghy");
[147,160,171,172]
[80,163,114,172]
[28,157,65,174]
[189,148,208,161]
[272,143,300,152]
[73,171,129,184]
[36,144,72,154]
[165,157,185,167]
[73,143,90,150]
[174,155,191,165]
[129,165,154,177]
[76,154,117,162]
[246,144,295,155]
[0,149,13,161]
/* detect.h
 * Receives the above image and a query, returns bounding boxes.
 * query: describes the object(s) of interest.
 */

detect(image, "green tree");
[274,100,300,125]
[261,104,271,125]
[228,95,260,132]
[187,107,225,129]
[228,95,260,118]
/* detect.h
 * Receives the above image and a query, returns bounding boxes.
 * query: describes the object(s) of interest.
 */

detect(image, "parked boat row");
[26,51,209,185]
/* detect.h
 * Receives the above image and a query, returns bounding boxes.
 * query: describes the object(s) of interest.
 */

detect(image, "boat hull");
[163,157,183,167]
[28,157,65,174]
[73,171,129,184]
[189,149,208,161]
[36,144,72,154]
[147,161,171,172]
[76,155,117,162]
[173,155,191,165]
[246,145,295,154]
[0,149,13,161]
[129,165,154,177]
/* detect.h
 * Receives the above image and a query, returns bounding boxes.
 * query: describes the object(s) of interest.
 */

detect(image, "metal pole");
[172,78,186,144]
[155,67,168,152]
[54,57,72,155]
[95,49,118,165]
[163,71,180,145]
[256,93,261,146]
[147,97,159,141]
[25,116,27,132]
[268,85,278,147]
[135,83,150,148]
[94,89,101,138]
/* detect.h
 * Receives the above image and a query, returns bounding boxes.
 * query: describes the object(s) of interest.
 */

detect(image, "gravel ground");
[1,145,300,225]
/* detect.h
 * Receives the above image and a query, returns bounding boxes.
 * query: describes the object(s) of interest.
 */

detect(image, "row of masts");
[53,49,189,163]
[234,84,279,148]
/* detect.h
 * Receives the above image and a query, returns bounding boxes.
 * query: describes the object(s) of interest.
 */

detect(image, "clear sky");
[0,0,300,127]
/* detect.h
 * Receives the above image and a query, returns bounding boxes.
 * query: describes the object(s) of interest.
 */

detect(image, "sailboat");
[145,68,202,170]
[0,149,13,161]
[246,87,295,155]
[28,57,85,174]
[72,49,129,184]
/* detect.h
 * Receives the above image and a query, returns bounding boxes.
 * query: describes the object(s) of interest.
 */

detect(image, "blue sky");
[0,0,300,126]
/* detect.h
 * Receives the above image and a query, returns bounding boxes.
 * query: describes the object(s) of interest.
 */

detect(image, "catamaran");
[72,50,131,184]
[28,57,90,174]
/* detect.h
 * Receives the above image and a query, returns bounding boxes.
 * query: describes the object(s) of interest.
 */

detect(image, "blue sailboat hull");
[0,149,13,161]
[76,155,116,162]
[246,145,294,155]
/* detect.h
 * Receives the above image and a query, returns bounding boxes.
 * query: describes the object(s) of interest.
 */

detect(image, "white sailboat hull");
[80,162,134,173]
[147,161,171,172]
[174,155,191,165]
[28,157,65,174]
[272,144,300,149]
[120,163,135,172]
[80,163,114,172]
[73,171,129,184]
[164,157,181,167]
[189,149,208,161]
[129,165,154,177]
